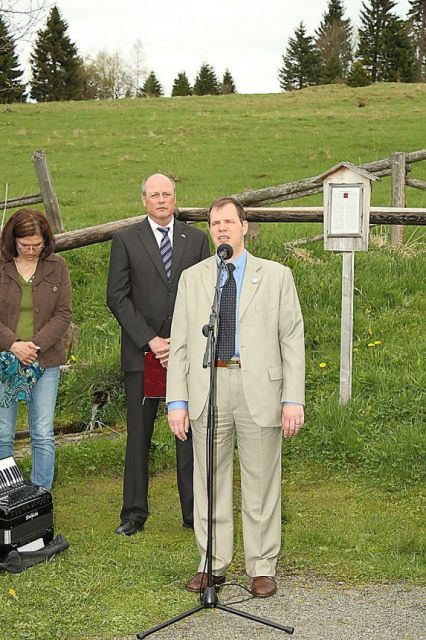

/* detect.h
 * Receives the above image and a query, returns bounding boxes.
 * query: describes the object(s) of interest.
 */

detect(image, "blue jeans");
[0,366,60,490]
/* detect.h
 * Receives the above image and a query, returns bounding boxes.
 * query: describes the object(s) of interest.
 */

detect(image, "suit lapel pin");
[251,276,259,284]
[181,233,186,238]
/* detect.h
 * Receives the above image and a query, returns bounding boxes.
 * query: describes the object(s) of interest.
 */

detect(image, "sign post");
[318,162,379,404]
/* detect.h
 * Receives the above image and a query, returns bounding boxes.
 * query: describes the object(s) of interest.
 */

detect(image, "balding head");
[141,173,176,196]
[141,173,176,226]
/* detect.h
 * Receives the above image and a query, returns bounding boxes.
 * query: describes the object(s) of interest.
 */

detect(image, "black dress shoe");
[114,521,144,536]
[182,521,194,529]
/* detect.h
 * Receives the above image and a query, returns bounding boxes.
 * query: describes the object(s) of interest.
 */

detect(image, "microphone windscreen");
[216,243,233,260]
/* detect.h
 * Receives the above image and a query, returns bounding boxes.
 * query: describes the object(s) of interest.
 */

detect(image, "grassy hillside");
[1,83,425,226]
[0,84,425,485]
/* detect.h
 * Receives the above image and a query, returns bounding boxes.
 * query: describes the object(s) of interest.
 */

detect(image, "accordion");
[0,456,53,554]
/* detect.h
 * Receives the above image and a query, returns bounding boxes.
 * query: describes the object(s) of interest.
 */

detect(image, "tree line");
[0,5,236,103]
[280,0,426,90]
[0,0,425,103]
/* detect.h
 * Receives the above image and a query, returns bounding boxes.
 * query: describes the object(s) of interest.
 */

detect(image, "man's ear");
[141,194,146,207]
[242,220,249,236]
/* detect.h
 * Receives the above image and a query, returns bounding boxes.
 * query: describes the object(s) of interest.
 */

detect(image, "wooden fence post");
[391,152,406,248]
[32,149,64,233]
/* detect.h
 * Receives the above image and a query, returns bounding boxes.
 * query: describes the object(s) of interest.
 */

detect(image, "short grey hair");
[141,173,176,195]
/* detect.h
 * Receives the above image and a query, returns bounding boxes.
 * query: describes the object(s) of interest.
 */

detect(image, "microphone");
[216,243,233,261]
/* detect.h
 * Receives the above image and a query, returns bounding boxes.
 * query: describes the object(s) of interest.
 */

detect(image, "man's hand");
[10,341,39,366]
[281,404,304,438]
[168,408,190,441]
[148,336,170,368]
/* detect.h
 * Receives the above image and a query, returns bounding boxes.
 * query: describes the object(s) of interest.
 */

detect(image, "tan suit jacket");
[167,252,305,426]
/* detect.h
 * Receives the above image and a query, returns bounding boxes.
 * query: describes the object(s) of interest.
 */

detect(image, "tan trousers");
[191,368,282,578]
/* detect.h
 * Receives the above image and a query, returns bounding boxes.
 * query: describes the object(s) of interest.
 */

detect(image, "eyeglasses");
[145,191,174,200]
[16,241,44,252]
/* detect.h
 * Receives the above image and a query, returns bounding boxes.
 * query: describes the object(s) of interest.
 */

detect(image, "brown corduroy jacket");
[0,254,72,367]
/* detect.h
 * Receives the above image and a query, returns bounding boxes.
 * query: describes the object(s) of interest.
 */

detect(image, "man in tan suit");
[167,197,305,598]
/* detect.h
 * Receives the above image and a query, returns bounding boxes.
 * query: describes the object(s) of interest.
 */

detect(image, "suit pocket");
[268,364,283,381]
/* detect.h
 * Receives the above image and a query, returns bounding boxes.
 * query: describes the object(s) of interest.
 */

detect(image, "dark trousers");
[120,371,193,526]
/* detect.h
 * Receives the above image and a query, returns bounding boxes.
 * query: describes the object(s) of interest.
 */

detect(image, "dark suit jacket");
[107,217,210,372]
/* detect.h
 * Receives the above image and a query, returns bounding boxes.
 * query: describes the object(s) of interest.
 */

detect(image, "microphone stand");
[137,254,294,639]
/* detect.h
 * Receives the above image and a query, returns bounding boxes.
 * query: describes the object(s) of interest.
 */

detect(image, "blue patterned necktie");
[158,227,172,279]
[217,263,237,362]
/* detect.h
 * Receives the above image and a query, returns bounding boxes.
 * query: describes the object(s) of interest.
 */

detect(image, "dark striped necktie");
[217,263,237,362]
[158,227,172,279]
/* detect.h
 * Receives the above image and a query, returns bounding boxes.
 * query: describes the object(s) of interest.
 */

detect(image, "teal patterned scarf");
[0,352,45,408]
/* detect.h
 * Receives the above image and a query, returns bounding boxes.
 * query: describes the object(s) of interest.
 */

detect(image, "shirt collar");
[147,215,175,234]
[216,249,247,271]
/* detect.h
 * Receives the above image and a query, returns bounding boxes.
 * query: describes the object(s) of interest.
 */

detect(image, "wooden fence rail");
[0,194,43,210]
[230,148,426,206]
[54,206,426,253]
[406,177,426,191]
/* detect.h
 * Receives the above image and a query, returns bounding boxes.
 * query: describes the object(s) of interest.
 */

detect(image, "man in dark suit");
[107,173,210,535]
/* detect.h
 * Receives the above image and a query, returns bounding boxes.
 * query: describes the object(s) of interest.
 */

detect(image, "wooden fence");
[2,149,426,253]
[54,148,426,252]
[1,150,63,233]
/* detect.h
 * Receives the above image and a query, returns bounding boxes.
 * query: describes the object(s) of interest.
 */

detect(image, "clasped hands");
[10,341,40,366]
[148,336,170,368]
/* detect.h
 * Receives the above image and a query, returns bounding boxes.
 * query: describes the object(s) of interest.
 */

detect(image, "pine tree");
[322,55,343,83]
[346,60,372,86]
[408,0,426,81]
[316,0,353,82]
[381,15,416,81]
[220,69,237,94]
[140,71,163,97]
[0,15,26,103]
[171,71,192,96]
[356,0,414,82]
[278,22,321,91]
[193,63,219,95]
[30,6,84,102]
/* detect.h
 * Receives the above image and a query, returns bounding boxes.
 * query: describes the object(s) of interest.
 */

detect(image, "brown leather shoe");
[185,572,226,592]
[250,576,277,598]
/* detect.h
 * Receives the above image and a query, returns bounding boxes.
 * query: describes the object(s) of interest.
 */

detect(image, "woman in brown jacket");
[0,209,72,489]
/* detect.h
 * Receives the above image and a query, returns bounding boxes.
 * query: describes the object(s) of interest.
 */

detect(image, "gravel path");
[124,576,425,640]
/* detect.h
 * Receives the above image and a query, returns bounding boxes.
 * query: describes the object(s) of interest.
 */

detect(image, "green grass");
[0,440,424,640]
[1,84,426,227]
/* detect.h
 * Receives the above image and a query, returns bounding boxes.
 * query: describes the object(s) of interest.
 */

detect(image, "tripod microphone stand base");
[136,584,294,638]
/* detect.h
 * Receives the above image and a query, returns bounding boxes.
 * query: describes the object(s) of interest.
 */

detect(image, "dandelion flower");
[319,362,327,368]
[367,343,375,348]
[8,588,16,598]
[374,340,382,345]
[70,354,77,362]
